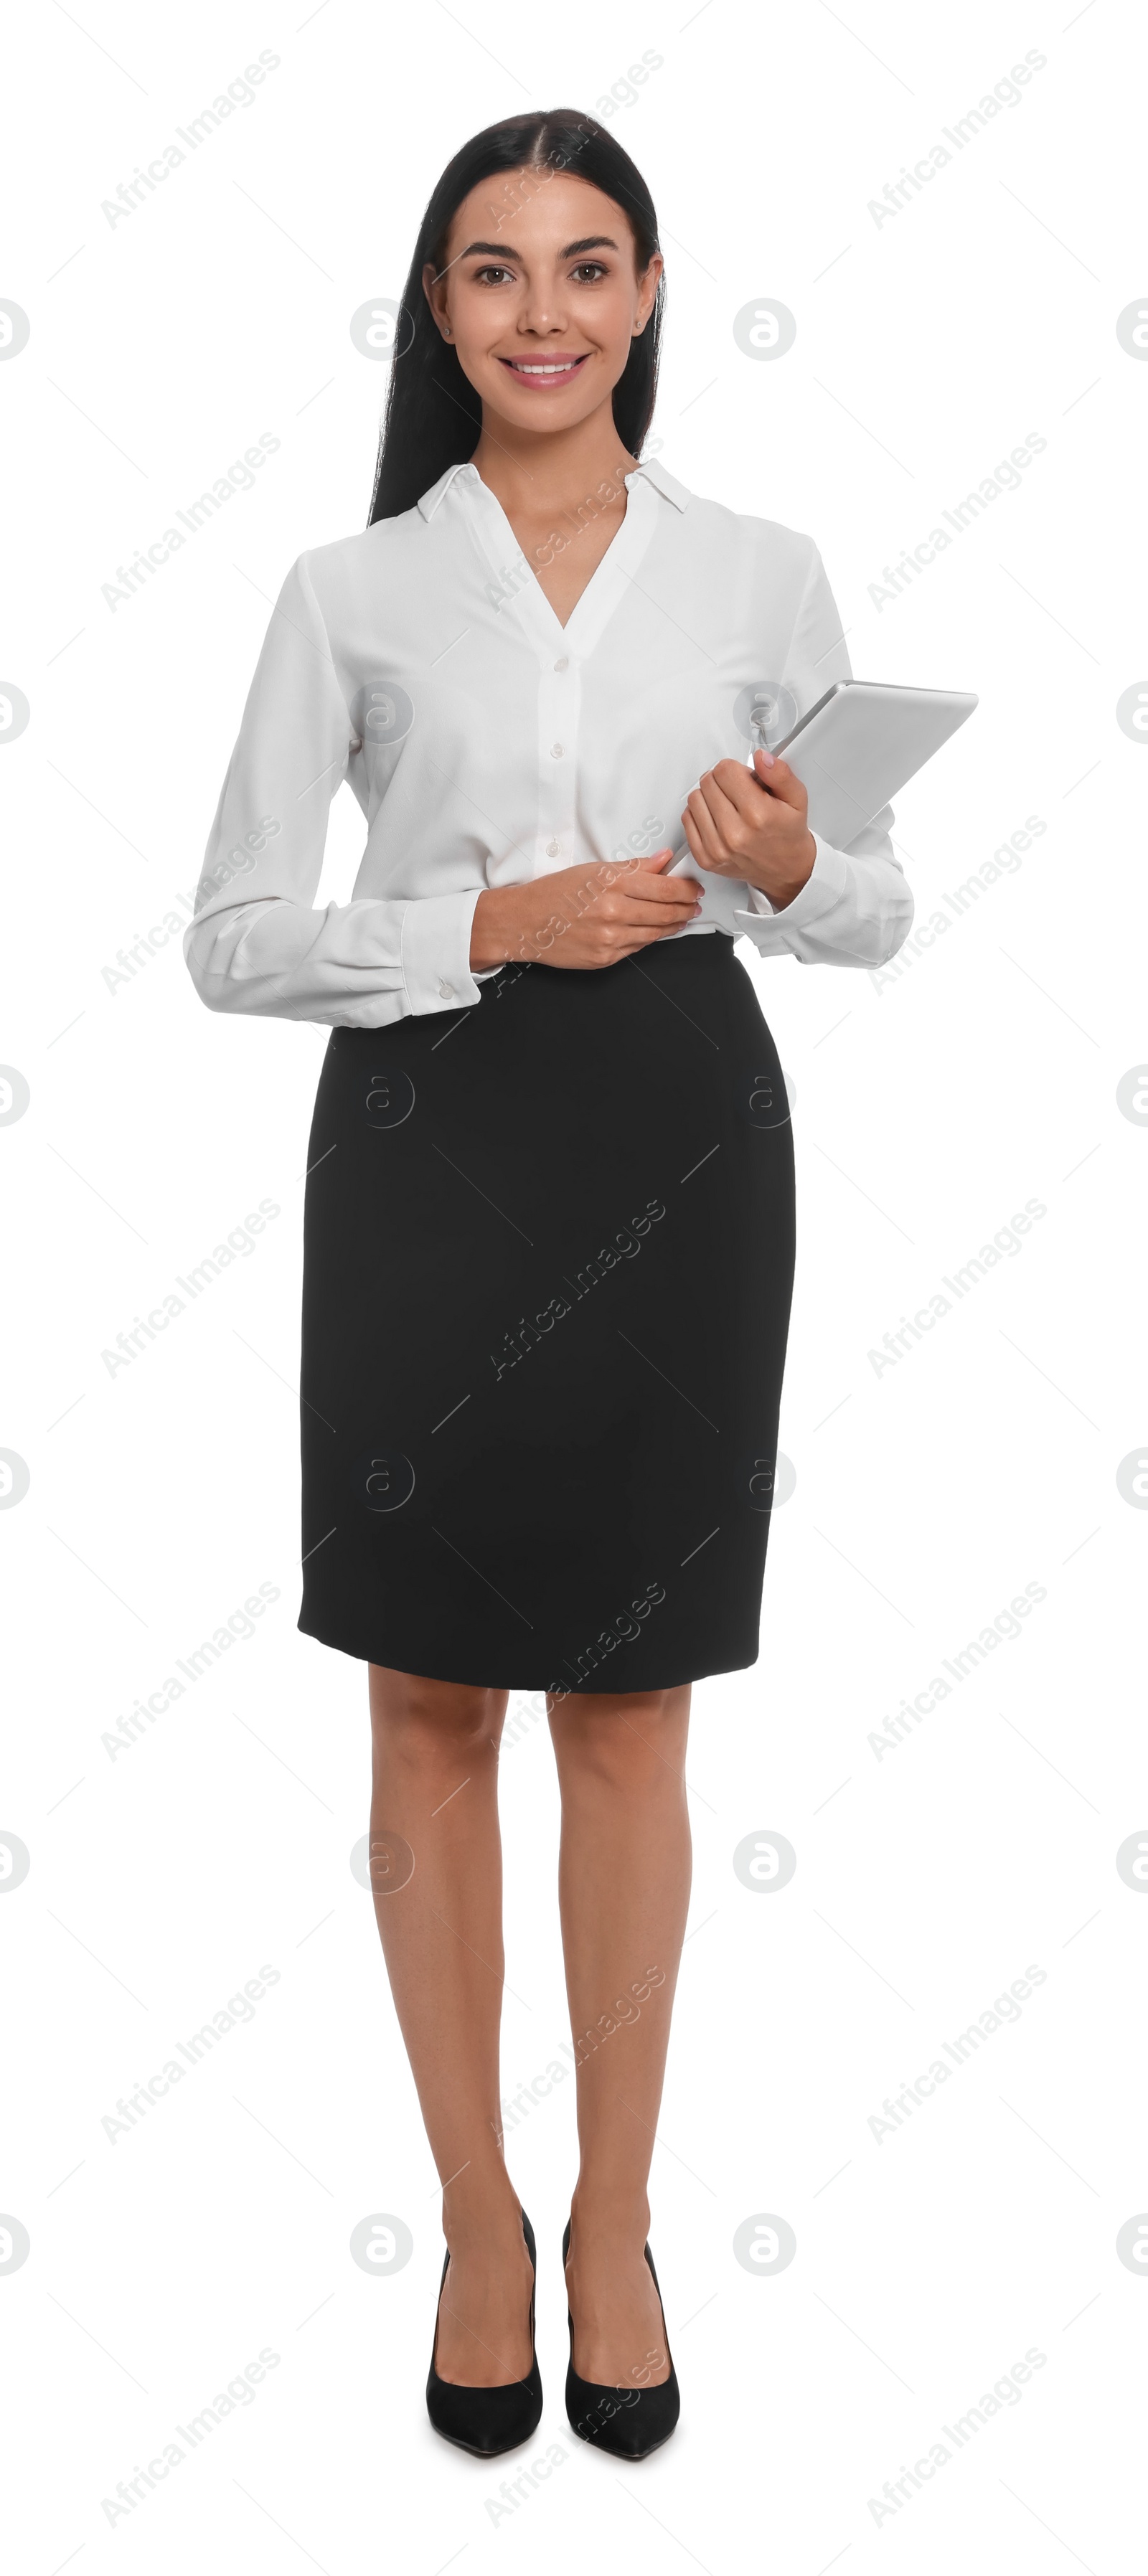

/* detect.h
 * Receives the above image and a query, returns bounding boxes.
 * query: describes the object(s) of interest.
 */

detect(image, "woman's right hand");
[469,847,702,973]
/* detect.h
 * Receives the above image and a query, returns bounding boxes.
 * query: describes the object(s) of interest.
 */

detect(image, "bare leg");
[367,1666,533,2385]
[547,1684,692,2387]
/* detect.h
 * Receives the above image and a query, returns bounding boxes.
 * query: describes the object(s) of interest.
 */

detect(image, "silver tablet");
[773,678,978,846]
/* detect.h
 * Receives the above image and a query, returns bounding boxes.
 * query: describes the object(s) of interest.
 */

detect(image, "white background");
[2,1,1146,2567]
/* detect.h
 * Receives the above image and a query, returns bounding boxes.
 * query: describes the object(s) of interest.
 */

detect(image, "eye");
[571,261,608,281]
[472,264,514,286]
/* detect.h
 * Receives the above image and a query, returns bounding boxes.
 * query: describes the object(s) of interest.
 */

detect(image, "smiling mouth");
[499,354,590,382]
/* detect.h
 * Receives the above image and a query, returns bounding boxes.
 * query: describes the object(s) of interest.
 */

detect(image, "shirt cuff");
[400,887,486,1015]
[734,833,850,931]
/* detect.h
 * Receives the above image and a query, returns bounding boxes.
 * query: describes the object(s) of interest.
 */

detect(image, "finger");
[613,911,703,943]
[751,749,807,815]
[611,845,674,882]
[684,788,728,868]
[654,841,704,885]
[680,807,724,874]
[695,768,748,838]
[621,865,703,905]
[709,758,779,826]
[682,808,740,879]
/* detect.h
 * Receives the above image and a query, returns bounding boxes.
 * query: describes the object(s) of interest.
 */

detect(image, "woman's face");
[423,167,662,439]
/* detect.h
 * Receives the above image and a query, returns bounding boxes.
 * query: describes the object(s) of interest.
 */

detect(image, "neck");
[470,405,637,522]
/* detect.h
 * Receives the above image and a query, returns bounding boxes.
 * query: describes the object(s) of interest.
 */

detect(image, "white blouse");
[184,456,912,1027]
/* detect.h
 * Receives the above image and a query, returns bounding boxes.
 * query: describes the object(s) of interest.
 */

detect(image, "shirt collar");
[416,453,690,520]
[633,456,690,511]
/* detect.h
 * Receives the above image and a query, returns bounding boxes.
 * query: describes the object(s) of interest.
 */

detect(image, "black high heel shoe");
[563,2217,681,2458]
[425,2207,543,2456]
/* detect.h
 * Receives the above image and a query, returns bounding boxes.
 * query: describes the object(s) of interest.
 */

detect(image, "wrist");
[469,886,513,971]
[754,831,817,913]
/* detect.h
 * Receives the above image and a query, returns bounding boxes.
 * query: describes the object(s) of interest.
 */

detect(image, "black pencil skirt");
[297,931,795,1694]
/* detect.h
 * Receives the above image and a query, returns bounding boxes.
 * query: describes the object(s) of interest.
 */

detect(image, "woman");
[185,108,911,2461]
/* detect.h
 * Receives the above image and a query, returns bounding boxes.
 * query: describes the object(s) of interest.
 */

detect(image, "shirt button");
[546,839,560,857]
[553,656,568,672]
[438,980,454,999]
[550,742,563,758]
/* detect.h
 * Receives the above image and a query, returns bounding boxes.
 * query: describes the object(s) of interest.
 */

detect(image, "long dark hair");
[367,109,664,524]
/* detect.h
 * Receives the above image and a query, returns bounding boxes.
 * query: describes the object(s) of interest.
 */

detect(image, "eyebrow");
[455,235,621,263]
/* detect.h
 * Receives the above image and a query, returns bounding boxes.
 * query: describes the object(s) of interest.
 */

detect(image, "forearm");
[186,886,486,1024]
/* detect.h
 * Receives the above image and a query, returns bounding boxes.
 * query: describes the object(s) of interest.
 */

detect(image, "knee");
[370,1667,504,1768]
[553,1690,687,1794]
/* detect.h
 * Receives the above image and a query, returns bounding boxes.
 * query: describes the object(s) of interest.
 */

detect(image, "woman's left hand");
[680,747,817,911]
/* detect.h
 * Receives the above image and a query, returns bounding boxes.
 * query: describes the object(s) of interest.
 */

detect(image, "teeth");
[511,360,582,374]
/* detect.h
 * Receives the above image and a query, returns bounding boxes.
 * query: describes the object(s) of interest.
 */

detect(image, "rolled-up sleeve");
[183,552,485,1027]
[733,544,914,969]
